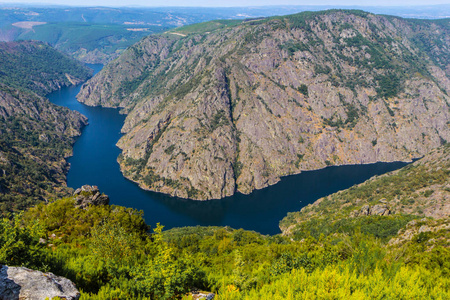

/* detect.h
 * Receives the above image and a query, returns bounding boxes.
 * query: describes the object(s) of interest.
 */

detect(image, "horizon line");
[1,3,450,8]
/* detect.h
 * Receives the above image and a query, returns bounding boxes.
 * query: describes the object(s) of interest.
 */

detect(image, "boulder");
[73,185,109,208]
[0,265,80,300]
[360,205,370,216]
[350,204,391,217]
[370,204,391,216]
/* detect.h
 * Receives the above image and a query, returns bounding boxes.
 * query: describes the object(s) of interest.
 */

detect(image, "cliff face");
[0,41,90,214]
[78,10,450,200]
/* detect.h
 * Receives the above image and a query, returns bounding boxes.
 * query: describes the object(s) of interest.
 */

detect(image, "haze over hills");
[1,4,449,20]
[79,10,450,200]
[0,5,449,63]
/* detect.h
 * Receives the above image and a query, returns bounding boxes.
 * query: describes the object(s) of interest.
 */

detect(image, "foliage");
[0,195,446,299]
[0,84,86,215]
[281,145,450,233]
[0,89,87,216]
[289,215,417,242]
[0,40,93,214]
[279,41,308,56]
[173,20,243,35]
[0,213,45,268]
[17,23,164,58]
[132,224,205,299]
[375,72,401,99]
[0,40,91,95]
[237,264,450,299]
[19,199,205,298]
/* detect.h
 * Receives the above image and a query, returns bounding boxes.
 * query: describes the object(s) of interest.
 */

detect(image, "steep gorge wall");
[78,10,450,200]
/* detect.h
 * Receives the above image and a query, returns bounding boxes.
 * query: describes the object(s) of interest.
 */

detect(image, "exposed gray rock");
[370,204,391,216]
[359,205,371,216]
[74,185,109,208]
[419,225,432,233]
[78,11,450,200]
[193,292,216,300]
[351,204,391,217]
[0,265,80,300]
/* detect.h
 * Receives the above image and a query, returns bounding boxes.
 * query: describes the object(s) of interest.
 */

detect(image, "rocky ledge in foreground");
[74,185,110,209]
[0,265,80,300]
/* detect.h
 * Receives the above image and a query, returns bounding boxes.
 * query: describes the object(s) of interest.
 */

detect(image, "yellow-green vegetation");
[1,195,448,299]
[280,144,450,239]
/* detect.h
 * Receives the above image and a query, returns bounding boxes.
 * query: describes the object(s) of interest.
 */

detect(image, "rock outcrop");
[74,185,110,208]
[0,265,80,300]
[350,204,391,217]
[78,10,450,200]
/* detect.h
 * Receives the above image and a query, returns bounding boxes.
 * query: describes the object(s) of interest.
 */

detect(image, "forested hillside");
[0,41,91,95]
[0,41,91,215]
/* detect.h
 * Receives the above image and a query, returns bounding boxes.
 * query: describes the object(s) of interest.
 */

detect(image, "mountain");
[78,10,450,200]
[12,23,166,65]
[0,41,90,215]
[1,5,449,64]
[280,143,450,238]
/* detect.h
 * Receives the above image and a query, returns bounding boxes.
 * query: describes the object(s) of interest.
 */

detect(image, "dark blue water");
[47,64,408,235]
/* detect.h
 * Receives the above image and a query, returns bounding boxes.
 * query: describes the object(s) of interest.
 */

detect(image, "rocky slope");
[78,10,450,200]
[280,143,450,236]
[0,41,91,214]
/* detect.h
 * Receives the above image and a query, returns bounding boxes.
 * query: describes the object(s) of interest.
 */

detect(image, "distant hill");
[13,22,166,64]
[0,41,90,214]
[0,40,91,94]
[1,5,449,63]
[79,10,450,200]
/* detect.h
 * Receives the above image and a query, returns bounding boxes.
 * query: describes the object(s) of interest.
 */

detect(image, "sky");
[1,0,450,7]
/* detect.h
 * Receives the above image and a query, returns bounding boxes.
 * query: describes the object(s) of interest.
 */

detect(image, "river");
[46,64,408,235]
